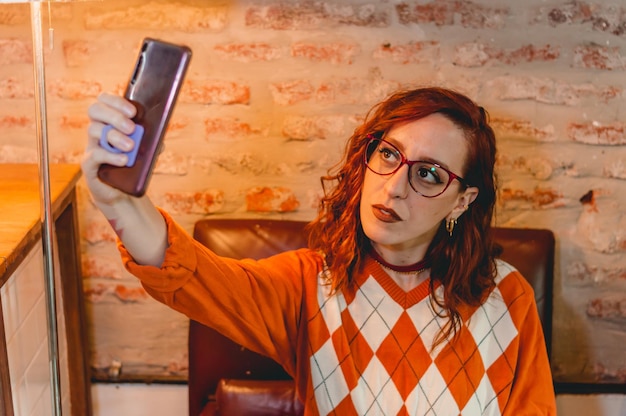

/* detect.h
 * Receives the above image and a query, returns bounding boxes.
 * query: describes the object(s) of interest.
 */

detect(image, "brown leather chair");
[189,219,555,416]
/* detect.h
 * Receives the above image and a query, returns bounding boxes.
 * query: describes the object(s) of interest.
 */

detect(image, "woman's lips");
[372,204,402,222]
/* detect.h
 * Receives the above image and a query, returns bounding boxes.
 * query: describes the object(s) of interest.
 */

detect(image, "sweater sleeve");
[117,209,323,375]
[501,272,557,415]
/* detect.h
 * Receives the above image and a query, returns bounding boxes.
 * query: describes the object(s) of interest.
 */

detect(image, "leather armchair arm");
[207,379,303,416]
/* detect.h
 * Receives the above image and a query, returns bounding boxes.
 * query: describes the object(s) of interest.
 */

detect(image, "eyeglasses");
[364,136,467,198]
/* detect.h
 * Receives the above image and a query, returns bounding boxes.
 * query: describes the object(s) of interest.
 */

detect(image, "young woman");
[82,87,556,415]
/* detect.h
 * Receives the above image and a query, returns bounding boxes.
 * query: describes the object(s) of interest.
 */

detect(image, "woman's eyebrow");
[381,135,405,151]
[383,135,453,170]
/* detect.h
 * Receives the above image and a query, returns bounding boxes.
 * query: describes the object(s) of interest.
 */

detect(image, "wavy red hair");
[307,87,498,345]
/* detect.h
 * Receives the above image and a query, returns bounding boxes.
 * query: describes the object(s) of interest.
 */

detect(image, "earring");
[446,217,457,237]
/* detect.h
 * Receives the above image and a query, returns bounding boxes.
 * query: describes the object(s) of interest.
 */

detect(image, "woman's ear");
[462,186,479,206]
[449,186,479,220]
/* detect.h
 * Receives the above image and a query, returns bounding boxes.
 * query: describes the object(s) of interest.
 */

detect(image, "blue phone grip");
[99,124,144,167]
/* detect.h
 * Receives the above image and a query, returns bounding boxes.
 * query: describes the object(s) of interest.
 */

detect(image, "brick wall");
[1,0,624,385]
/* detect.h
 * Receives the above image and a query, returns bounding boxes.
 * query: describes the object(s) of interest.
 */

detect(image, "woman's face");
[359,113,478,260]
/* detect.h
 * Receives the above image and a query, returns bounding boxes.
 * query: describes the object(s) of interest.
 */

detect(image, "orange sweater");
[121,212,556,415]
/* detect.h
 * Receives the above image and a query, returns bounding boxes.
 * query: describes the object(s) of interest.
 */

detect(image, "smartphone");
[97,38,192,197]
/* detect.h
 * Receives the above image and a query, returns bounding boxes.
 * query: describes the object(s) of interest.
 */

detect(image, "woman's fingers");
[96,92,137,118]
[86,93,138,154]
[82,142,128,176]
[88,93,137,135]
[92,123,136,153]
[82,93,137,205]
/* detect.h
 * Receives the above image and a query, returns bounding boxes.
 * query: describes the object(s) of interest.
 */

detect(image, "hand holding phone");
[97,38,192,197]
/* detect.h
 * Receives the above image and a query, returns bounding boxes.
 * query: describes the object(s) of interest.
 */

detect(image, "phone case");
[97,38,192,197]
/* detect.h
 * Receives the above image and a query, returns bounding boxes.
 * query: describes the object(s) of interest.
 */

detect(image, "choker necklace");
[369,249,431,275]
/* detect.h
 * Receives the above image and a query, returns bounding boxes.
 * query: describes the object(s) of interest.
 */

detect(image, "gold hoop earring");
[446,217,457,237]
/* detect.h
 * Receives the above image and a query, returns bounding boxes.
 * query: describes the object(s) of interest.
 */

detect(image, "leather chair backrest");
[189,219,554,416]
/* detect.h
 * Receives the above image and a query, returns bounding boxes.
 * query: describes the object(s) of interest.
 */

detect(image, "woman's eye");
[415,165,443,184]
[378,147,399,162]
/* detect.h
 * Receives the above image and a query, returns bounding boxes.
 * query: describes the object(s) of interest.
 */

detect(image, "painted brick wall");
[0,0,624,385]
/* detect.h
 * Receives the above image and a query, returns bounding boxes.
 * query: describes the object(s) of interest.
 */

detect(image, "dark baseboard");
[91,370,187,385]
[555,382,626,395]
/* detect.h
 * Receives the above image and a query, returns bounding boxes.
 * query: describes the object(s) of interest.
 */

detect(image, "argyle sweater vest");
[307,259,524,415]
[122,210,556,416]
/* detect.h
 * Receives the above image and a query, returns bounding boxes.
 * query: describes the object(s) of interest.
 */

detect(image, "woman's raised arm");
[81,92,167,267]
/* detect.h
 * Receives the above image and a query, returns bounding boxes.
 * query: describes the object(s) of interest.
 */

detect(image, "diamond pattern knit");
[308,258,522,416]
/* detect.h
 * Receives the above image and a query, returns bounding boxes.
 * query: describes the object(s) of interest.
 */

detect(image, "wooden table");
[0,163,91,416]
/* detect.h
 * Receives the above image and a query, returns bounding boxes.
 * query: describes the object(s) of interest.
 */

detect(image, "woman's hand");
[81,93,168,266]
[81,92,138,207]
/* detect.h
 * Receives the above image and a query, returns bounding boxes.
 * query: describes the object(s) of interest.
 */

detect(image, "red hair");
[307,87,498,345]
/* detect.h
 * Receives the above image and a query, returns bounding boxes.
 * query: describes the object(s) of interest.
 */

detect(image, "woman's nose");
[383,163,410,199]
